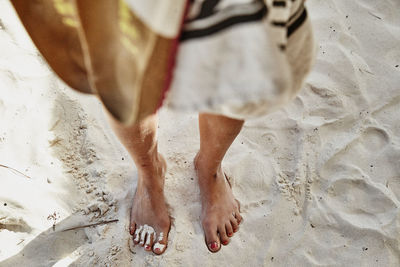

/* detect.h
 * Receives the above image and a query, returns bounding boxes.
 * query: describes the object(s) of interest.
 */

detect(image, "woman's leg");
[195,113,244,252]
[109,114,170,255]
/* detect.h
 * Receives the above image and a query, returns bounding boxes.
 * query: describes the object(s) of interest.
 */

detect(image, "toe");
[225,222,234,237]
[235,199,241,211]
[133,225,143,244]
[129,223,136,236]
[230,216,239,232]
[235,212,243,224]
[139,230,147,247]
[152,218,170,255]
[235,200,243,224]
[153,231,168,255]
[218,225,230,246]
[144,232,154,251]
[203,220,220,252]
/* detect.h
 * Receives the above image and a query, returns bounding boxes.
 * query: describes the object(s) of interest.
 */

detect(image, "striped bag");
[11,0,307,124]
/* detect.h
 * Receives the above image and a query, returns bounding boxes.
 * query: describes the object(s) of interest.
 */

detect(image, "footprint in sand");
[312,121,400,243]
[324,176,399,236]
[0,216,32,233]
[0,201,32,233]
[358,127,390,153]
[306,84,345,120]
[320,125,392,182]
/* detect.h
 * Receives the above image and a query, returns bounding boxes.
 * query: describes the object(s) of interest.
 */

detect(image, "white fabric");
[167,21,293,118]
[165,0,313,119]
[123,0,312,120]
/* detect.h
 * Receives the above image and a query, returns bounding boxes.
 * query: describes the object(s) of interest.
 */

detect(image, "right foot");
[129,154,170,255]
[194,153,242,253]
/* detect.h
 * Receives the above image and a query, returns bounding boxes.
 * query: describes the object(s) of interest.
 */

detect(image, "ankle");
[137,170,165,188]
[194,153,222,178]
[136,153,166,184]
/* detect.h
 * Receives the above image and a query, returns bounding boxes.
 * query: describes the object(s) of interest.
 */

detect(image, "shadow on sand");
[0,214,89,267]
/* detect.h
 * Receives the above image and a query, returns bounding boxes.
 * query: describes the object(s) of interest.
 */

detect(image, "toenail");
[145,245,151,250]
[222,240,229,245]
[154,242,165,254]
[228,232,233,237]
[209,242,218,250]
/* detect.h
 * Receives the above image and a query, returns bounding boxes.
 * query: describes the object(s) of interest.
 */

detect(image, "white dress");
[166,0,315,119]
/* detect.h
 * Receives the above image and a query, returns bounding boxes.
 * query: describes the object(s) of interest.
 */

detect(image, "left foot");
[129,154,170,255]
[194,153,242,253]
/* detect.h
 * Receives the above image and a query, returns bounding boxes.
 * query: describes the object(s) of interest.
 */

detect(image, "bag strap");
[264,0,293,50]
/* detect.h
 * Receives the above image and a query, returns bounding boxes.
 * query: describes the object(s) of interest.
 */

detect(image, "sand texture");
[0,0,400,266]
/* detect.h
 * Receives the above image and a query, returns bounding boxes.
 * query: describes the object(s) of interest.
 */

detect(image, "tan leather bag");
[11,0,188,125]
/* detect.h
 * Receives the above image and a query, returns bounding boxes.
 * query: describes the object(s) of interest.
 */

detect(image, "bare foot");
[194,153,242,253]
[130,154,170,255]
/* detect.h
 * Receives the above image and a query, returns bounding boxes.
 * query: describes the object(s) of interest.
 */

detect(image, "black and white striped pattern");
[266,0,307,50]
[181,0,267,41]
[181,0,307,50]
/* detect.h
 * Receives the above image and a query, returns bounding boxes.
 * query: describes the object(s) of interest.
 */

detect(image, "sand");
[1,0,400,266]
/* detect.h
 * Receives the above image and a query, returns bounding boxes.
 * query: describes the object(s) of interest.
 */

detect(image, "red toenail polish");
[210,242,218,250]
[145,245,151,250]
[222,240,229,245]
[228,232,233,237]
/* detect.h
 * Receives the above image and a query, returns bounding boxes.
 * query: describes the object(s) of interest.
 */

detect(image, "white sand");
[1,0,400,266]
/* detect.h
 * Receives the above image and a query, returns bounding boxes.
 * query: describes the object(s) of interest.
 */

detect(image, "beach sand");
[0,0,400,266]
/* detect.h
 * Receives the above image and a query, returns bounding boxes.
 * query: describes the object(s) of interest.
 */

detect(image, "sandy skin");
[110,113,244,254]
[195,153,242,252]
[129,154,170,255]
